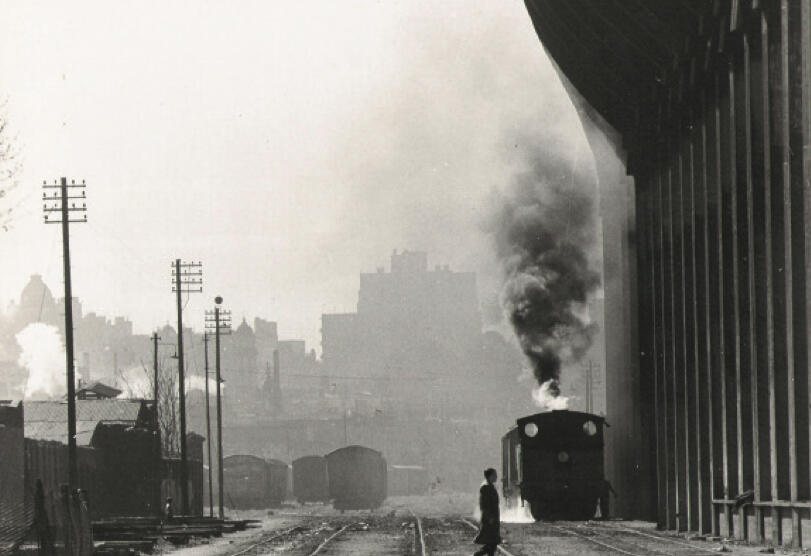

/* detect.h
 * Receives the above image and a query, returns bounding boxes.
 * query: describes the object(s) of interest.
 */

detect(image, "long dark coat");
[474,482,501,545]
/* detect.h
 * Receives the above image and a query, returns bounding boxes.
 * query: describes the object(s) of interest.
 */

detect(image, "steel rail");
[407,510,426,556]
[587,521,720,554]
[549,523,647,556]
[459,518,520,556]
[307,523,354,556]
[229,525,306,556]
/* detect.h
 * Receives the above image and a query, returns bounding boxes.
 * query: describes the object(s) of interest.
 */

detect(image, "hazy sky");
[0,1,589,351]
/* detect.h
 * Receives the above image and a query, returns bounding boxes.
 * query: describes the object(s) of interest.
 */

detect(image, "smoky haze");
[0,2,618,517]
[0,2,592,349]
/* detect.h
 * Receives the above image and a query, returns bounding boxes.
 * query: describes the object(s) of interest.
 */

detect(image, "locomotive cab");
[503,410,607,521]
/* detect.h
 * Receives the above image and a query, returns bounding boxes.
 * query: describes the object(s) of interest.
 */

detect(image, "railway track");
[222,506,738,555]
[459,518,520,556]
[306,523,354,555]
[409,511,427,556]
[585,521,723,555]
[229,525,309,556]
[459,517,727,555]
[549,523,648,556]
[549,522,723,556]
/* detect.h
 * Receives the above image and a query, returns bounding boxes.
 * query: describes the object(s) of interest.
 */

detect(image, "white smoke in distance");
[186,375,218,393]
[116,367,218,399]
[16,323,74,400]
[116,365,152,398]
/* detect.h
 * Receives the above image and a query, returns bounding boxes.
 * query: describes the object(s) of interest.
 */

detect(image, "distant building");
[277,339,317,376]
[322,249,480,374]
[8,274,60,326]
[254,317,279,368]
[216,317,318,423]
[222,318,260,410]
[321,250,491,414]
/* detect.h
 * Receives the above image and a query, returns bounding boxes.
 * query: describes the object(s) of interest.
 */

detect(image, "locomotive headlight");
[557,451,569,463]
[524,422,539,438]
[583,420,598,436]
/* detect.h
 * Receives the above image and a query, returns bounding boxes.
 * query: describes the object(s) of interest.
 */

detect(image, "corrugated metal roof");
[23,421,96,446]
[23,400,146,445]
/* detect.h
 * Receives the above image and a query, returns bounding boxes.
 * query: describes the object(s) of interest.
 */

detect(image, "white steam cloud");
[472,494,535,524]
[186,375,218,393]
[115,366,218,399]
[532,379,569,411]
[116,366,152,399]
[16,322,74,400]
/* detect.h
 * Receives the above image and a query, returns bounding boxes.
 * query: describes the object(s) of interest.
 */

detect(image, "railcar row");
[223,445,389,510]
[222,455,290,509]
[226,410,611,521]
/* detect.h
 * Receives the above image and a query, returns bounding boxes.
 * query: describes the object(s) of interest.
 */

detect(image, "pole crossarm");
[42,179,87,224]
[205,311,232,335]
[171,262,203,292]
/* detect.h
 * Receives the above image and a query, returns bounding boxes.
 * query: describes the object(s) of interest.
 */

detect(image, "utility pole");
[203,332,214,518]
[43,177,86,490]
[171,259,202,516]
[206,298,230,520]
[150,331,161,516]
[152,332,161,410]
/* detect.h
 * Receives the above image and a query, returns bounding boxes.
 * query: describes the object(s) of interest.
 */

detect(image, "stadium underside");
[525,0,811,547]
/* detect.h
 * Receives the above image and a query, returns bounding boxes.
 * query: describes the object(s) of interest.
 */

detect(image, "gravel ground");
[161,495,791,555]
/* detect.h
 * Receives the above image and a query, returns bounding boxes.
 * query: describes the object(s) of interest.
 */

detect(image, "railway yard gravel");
[163,496,779,555]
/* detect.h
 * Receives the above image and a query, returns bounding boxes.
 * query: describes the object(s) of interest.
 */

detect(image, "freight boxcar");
[292,455,328,504]
[325,446,386,510]
[266,459,289,508]
[502,410,609,520]
[223,455,268,509]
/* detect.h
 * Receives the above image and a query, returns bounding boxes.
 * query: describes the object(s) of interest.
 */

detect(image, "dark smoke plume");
[492,148,601,405]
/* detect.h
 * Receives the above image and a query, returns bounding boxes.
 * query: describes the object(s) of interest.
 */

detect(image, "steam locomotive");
[502,409,609,520]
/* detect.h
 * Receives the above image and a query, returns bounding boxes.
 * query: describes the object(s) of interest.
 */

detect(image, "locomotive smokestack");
[492,147,600,408]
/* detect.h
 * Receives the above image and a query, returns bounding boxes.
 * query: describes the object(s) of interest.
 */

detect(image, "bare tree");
[129,358,182,456]
[0,101,21,231]
[158,367,180,456]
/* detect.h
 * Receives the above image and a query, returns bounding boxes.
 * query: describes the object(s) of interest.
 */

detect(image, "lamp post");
[203,332,214,518]
[206,297,230,520]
